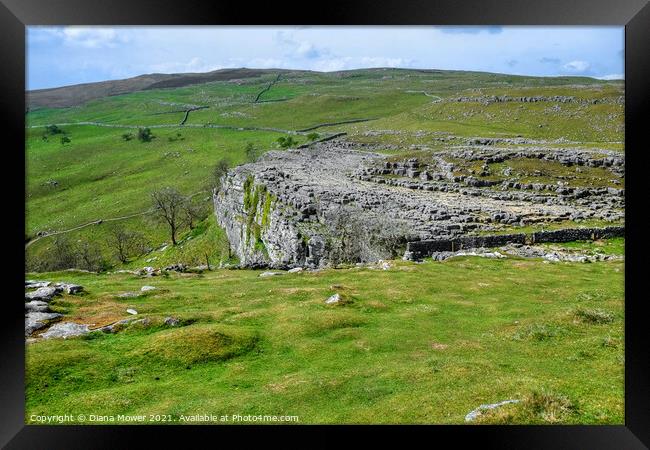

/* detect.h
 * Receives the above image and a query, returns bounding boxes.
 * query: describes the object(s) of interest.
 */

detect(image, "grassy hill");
[25,254,623,424]
[24,67,625,424]
[25,68,624,272]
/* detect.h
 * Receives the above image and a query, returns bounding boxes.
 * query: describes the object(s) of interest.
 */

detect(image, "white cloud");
[274,30,328,59]
[46,27,132,48]
[296,41,321,59]
[563,60,591,72]
[595,73,624,80]
[311,56,415,72]
[27,26,625,89]
[149,57,225,74]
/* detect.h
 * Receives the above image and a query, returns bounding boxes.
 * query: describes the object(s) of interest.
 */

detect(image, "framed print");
[2,0,649,447]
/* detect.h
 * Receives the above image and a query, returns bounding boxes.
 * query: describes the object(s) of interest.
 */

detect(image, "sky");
[26,26,624,90]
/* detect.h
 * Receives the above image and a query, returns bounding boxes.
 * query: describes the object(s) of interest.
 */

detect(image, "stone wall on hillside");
[404,226,625,260]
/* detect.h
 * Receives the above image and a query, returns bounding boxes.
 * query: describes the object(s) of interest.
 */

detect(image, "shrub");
[323,205,409,265]
[513,323,564,341]
[121,133,134,141]
[245,142,261,161]
[277,136,298,149]
[31,236,108,272]
[109,225,149,263]
[306,132,320,141]
[137,127,154,142]
[45,124,63,135]
[60,136,71,145]
[77,239,110,272]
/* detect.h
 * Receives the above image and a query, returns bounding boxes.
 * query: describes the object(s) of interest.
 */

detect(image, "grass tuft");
[574,308,615,324]
[475,390,577,424]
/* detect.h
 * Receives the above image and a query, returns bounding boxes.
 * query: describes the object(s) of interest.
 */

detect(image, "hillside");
[25,68,623,272]
[24,67,625,425]
[27,68,303,109]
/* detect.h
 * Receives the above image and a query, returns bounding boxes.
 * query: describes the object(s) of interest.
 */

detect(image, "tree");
[245,142,260,162]
[182,196,207,230]
[151,187,186,245]
[210,158,230,191]
[277,135,298,149]
[45,124,63,135]
[109,225,147,263]
[137,127,154,142]
[44,235,77,271]
[323,205,409,266]
[77,239,109,272]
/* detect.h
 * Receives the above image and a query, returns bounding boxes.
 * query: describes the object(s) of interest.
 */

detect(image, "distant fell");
[26,68,297,109]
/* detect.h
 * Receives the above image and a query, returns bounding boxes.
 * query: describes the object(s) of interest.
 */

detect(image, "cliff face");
[214,166,310,268]
[214,141,624,269]
[213,143,383,269]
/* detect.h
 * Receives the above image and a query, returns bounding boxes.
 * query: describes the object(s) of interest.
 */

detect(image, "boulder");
[140,285,156,292]
[25,280,51,289]
[164,316,180,326]
[137,266,158,277]
[163,263,187,273]
[25,312,63,336]
[41,322,90,339]
[25,300,50,313]
[25,286,62,302]
[98,318,134,334]
[325,293,341,305]
[53,282,84,294]
[126,309,138,315]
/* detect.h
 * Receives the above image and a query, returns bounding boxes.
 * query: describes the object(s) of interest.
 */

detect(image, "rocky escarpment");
[214,141,624,268]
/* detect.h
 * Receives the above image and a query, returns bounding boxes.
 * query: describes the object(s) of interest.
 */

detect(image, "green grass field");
[25,68,625,424]
[25,69,623,270]
[25,253,624,424]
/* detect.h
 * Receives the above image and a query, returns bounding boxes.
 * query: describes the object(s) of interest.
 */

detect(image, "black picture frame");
[2,0,649,447]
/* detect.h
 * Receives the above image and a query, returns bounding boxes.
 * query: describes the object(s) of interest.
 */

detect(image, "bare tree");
[77,240,108,272]
[151,187,186,245]
[323,205,409,265]
[109,225,147,263]
[182,196,208,230]
[37,235,77,272]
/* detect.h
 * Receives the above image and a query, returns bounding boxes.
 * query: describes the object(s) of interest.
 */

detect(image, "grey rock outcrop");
[164,316,180,326]
[214,141,623,268]
[25,300,50,313]
[25,312,63,336]
[25,286,62,302]
[41,322,90,339]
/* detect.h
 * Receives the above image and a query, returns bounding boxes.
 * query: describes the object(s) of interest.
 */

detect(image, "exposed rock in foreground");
[24,280,84,337]
[214,141,624,268]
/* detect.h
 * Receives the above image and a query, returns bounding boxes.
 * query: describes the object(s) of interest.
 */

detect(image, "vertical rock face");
[214,141,624,269]
[214,168,308,268]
